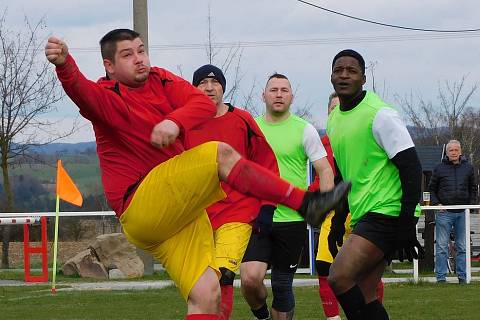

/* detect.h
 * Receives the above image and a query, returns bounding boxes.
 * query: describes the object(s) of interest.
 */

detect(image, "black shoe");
[301,181,351,227]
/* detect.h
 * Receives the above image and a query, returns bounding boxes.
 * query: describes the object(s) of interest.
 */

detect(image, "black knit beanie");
[192,64,226,92]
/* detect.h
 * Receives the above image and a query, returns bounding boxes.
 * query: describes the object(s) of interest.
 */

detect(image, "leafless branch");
[0,11,76,267]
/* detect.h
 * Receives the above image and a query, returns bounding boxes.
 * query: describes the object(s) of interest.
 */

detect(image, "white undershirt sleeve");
[303,123,327,162]
[372,107,414,159]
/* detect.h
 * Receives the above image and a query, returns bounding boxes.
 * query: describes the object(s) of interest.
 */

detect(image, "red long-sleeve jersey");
[309,135,335,191]
[56,55,217,216]
[185,104,279,229]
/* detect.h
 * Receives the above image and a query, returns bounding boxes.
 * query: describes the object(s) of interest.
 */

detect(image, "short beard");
[135,72,149,83]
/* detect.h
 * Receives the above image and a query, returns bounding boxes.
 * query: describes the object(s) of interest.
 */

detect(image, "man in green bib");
[326,50,425,319]
[240,73,335,320]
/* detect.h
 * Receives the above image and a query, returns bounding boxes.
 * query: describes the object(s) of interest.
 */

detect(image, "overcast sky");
[4,0,480,142]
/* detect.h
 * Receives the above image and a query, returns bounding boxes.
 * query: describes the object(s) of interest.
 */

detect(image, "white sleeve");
[303,123,327,162]
[372,107,414,159]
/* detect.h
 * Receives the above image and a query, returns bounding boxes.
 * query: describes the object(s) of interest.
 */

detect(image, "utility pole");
[132,0,154,275]
[133,0,149,53]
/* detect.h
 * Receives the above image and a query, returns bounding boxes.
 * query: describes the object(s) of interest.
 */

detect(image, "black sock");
[361,300,389,320]
[252,303,270,320]
[336,285,365,320]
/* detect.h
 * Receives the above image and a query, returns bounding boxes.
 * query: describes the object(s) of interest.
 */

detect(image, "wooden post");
[133,0,149,53]
[419,210,435,272]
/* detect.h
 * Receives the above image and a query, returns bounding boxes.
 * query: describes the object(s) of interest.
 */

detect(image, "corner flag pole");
[51,159,83,294]
[51,194,60,294]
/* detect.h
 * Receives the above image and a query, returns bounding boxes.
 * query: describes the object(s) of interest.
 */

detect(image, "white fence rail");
[418,204,480,284]
[0,208,477,281]
[0,211,116,218]
[0,217,40,225]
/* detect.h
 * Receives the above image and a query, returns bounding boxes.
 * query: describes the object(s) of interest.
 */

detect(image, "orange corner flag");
[56,160,83,206]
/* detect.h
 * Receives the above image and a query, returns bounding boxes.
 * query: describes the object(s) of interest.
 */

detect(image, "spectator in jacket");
[428,139,477,283]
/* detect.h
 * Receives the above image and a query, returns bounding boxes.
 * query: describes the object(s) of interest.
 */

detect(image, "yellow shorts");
[316,211,352,263]
[120,142,226,300]
[214,222,252,273]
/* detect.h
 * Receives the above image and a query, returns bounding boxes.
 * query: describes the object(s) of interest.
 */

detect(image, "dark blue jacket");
[428,156,477,210]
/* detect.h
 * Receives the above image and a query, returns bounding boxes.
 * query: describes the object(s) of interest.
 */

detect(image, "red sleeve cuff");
[55,54,77,80]
[165,116,185,134]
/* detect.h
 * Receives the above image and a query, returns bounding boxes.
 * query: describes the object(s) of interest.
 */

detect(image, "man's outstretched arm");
[45,36,128,124]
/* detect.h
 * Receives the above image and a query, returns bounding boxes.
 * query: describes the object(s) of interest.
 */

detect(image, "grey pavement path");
[1,276,479,291]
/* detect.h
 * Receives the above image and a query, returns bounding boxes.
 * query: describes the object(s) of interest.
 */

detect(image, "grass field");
[1,281,479,319]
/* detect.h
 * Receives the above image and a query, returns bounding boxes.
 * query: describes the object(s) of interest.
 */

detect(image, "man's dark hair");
[265,73,290,90]
[332,49,366,75]
[267,73,289,82]
[100,29,141,61]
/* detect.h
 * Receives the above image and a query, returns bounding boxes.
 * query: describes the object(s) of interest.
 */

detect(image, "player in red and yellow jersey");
[186,64,279,319]
[46,29,350,320]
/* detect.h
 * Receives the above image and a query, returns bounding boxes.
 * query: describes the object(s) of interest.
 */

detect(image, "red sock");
[226,158,305,209]
[376,280,384,303]
[318,276,340,317]
[185,314,219,320]
[219,285,234,320]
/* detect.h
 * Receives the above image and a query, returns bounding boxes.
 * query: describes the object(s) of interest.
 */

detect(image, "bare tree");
[203,9,318,122]
[368,61,378,94]
[290,84,316,124]
[367,60,389,100]
[241,77,261,116]
[205,8,216,65]
[397,76,479,165]
[456,107,480,166]
[438,76,478,136]
[203,7,255,112]
[396,92,444,146]
[0,12,73,268]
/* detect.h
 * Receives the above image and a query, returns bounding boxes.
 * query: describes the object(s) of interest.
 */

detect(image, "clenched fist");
[45,36,69,66]
[151,119,180,148]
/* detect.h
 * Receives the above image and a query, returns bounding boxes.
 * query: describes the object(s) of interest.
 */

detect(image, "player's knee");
[203,282,220,309]
[219,267,236,286]
[240,269,263,291]
[216,142,238,180]
[327,269,349,294]
[217,142,235,161]
[189,269,221,311]
[195,278,220,299]
[271,270,295,312]
[217,142,241,164]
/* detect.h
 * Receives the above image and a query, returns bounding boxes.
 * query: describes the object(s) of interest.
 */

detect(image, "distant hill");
[27,141,96,154]
[4,142,101,196]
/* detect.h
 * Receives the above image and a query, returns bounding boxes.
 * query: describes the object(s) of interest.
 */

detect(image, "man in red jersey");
[186,64,279,319]
[45,29,350,320]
